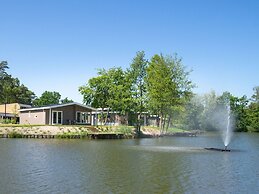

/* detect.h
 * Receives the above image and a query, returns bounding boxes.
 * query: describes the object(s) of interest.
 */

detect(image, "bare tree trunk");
[159,114,163,134]
[160,114,167,134]
[137,113,141,134]
[162,115,166,134]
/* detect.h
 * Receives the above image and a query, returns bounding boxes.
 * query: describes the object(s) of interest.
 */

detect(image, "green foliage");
[167,127,186,133]
[79,67,133,116]
[246,87,259,132]
[116,125,133,135]
[128,51,148,133]
[1,118,17,124]
[33,91,61,106]
[61,97,74,104]
[181,91,255,132]
[8,131,23,138]
[146,54,194,131]
[57,131,88,139]
[251,86,259,103]
[0,61,35,104]
[0,61,9,77]
[230,95,249,132]
[79,69,110,108]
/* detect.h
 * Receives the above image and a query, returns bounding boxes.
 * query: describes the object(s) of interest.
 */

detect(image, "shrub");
[116,125,133,135]
[8,131,23,138]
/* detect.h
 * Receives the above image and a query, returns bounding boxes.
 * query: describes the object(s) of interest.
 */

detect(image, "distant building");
[0,103,31,123]
[92,108,159,127]
[19,102,97,125]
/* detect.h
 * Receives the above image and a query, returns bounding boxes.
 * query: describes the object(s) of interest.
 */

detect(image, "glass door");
[52,111,62,124]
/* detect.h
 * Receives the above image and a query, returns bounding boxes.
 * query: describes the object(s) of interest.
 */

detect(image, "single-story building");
[92,108,159,127]
[0,103,32,123]
[19,102,97,125]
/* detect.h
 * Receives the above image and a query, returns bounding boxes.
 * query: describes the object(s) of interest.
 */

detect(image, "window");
[76,111,91,124]
[52,111,63,124]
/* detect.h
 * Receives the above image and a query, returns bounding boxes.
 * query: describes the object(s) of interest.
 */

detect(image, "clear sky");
[1,0,258,102]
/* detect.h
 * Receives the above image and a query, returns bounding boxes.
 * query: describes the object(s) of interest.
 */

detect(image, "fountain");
[205,100,232,152]
[221,102,232,151]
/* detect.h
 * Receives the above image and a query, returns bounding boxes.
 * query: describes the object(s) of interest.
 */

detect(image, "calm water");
[0,133,258,194]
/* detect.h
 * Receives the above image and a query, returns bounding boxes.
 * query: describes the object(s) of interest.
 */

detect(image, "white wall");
[20,111,46,125]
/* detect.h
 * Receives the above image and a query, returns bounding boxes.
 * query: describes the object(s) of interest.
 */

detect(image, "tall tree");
[251,86,259,103]
[246,87,259,132]
[0,61,8,77]
[146,54,193,133]
[0,61,35,104]
[230,95,249,132]
[79,69,111,109]
[79,67,132,124]
[33,91,61,106]
[128,51,148,133]
[0,61,9,103]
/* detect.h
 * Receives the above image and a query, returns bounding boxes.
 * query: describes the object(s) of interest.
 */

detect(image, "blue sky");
[1,0,258,102]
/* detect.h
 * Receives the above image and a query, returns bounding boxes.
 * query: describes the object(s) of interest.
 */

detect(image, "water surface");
[0,133,258,193]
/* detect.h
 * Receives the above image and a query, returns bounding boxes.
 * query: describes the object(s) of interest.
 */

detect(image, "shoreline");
[0,125,199,139]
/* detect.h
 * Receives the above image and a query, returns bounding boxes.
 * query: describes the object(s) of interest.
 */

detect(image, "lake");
[0,133,258,193]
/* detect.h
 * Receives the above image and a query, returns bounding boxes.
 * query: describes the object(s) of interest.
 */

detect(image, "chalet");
[19,102,97,125]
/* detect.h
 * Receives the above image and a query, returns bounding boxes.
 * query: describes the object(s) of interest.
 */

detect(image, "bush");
[8,131,23,138]
[57,131,88,139]
[116,126,133,135]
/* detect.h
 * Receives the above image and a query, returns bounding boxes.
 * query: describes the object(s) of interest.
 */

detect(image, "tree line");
[79,51,194,133]
[182,89,259,132]
[79,51,258,133]
[0,61,73,107]
[1,53,258,132]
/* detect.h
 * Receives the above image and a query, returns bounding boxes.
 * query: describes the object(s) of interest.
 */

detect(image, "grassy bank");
[0,124,193,139]
[0,124,135,139]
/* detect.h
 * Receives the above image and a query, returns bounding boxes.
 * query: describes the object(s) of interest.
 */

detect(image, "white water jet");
[222,102,233,147]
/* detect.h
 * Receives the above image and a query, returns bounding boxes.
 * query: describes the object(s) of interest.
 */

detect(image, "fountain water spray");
[205,99,232,152]
[222,101,232,150]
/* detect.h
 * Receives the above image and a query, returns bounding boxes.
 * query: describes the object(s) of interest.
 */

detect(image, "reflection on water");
[0,133,258,193]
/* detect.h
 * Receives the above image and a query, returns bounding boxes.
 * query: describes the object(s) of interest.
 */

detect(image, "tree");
[33,91,61,107]
[0,61,35,104]
[230,95,249,132]
[79,67,132,124]
[251,86,259,103]
[0,61,8,77]
[146,54,194,133]
[247,86,259,132]
[0,61,9,103]
[183,94,204,130]
[128,51,148,133]
[79,69,110,109]
[61,97,73,104]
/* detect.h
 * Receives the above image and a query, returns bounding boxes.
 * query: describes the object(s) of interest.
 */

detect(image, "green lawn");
[167,127,187,133]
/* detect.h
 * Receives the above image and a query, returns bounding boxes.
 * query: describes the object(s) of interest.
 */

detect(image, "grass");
[142,126,187,133]
[167,127,188,133]
[56,131,88,139]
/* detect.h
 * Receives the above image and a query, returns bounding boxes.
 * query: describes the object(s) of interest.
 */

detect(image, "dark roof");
[19,102,97,112]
